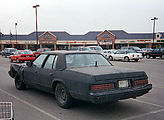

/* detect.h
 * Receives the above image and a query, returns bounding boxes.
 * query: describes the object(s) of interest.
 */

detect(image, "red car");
[9,50,35,63]
[33,48,51,56]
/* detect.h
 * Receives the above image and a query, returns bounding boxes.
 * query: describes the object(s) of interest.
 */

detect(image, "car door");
[119,51,126,60]
[152,48,160,56]
[23,54,48,89]
[37,55,58,93]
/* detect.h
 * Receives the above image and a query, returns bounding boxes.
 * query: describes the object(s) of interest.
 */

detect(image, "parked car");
[141,48,153,57]
[8,51,152,109]
[102,49,118,59]
[87,46,104,54]
[9,50,35,63]
[121,46,144,54]
[33,48,51,56]
[108,50,143,62]
[70,46,92,51]
[1,48,17,58]
[146,47,164,59]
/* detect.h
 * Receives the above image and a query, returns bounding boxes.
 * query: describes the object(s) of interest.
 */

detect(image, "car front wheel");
[108,56,113,61]
[55,83,73,109]
[146,54,151,59]
[124,57,129,62]
[9,58,13,63]
[15,74,26,90]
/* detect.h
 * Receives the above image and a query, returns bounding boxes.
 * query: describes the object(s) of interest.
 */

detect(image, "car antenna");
[95,61,98,67]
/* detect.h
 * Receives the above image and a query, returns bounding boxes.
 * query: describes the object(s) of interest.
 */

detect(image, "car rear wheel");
[16,58,20,63]
[55,83,73,109]
[108,56,113,61]
[15,74,26,90]
[161,54,164,59]
[124,57,129,62]
[146,54,150,59]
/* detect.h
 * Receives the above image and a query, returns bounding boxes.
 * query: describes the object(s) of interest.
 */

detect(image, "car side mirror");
[26,62,32,67]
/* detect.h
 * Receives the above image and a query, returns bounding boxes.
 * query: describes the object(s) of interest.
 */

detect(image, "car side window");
[154,48,159,51]
[32,54,47,68]
[44,55,56,69]
[53,56,58,69]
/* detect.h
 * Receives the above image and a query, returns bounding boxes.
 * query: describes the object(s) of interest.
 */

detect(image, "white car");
[102,49,118,59]
[108,50,143,62]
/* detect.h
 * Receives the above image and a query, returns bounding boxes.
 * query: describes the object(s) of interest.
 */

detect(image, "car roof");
[43,50,98,55]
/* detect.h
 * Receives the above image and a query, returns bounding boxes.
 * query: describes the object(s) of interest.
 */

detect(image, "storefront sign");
[5,41,19,44]
[24,41,36,44]
[137,40,151,42]
[57,40,97,45]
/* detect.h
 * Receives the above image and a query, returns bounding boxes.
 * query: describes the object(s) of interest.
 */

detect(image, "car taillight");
[91,83,114,91]
[134,79,148,86]
[132,54,134,57]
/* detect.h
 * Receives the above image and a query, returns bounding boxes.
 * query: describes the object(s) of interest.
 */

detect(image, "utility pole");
[33,5,40,46]
[15,23,17,48]
[151,17,158,49]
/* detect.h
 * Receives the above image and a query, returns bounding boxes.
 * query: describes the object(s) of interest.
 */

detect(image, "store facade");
[0,30,164,50]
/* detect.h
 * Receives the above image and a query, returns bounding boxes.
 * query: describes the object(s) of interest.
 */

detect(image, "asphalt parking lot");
[0,56,164,120]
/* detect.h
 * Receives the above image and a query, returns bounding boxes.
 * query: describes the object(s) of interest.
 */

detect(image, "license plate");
[119,80,129,88]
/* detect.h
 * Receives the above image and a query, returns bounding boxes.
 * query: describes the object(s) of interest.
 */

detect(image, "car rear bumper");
[130,57,143,60]
[89,84,152,104]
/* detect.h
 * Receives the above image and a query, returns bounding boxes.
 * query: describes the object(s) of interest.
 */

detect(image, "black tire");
[15,74,26,90]
[55,83,73,109]
[135,59,139,62]
[108,56,113,61]
[9,58,13,63]
[160,54,164,59]
[16,58,20,63]
[152,56,156,59]
[146,54,150,59]
[124,57,129,62]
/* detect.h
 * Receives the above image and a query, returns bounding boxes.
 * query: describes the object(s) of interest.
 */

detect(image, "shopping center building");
[0,30,164,50]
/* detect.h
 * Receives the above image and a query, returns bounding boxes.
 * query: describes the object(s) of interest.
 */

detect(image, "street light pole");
[33,5,40,46]
[15,23,17,48]
[151,17,158,49]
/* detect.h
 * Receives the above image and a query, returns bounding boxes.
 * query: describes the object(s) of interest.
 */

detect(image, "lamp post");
[151,17,158,49]
[15,23,17,48]
[33,5,40,46]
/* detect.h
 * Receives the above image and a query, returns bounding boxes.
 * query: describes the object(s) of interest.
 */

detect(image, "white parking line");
[133,99,164,108]
[121,109,164,120]
[121,99,164,120]
[0,88,61,120]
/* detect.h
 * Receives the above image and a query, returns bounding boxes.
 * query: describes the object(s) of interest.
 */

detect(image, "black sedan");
[8,51,152,109]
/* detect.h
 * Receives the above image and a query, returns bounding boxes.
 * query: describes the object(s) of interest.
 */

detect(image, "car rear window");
[66,53,111,68]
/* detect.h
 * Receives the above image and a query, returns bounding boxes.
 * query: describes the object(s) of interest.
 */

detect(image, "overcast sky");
[0,0,163,34]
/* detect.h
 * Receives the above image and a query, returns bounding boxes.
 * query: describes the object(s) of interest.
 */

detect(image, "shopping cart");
[0,102,14,120]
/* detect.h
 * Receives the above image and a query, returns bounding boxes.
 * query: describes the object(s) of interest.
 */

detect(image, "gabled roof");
[0,30,163,41]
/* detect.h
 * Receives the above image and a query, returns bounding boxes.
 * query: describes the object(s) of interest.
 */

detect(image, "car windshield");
[81,47,91,51]
[133,47,141,51]
[44,49,51,51]
[127,50,136,53]
[9,49,17,52]
[66,53,111,68]
[19,50,33,54]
